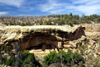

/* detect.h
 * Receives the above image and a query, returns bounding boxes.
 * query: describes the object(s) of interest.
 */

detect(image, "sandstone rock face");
[68,35,86,48]
[82,23,100,32]
[0,24,85,50]
[89,39,96,46]
[82,23,100,39]
[19,35,59,51]
[85,32,100,39]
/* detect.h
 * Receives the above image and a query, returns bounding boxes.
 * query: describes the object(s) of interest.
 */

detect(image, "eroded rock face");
[0,24,86,51]
[67,35,86,48]
[89,39,96,46]
[18,34,60,51]
[82,24,100,39]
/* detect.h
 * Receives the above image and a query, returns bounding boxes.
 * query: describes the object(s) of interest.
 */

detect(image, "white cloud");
[0,0,100,15]
[77,5,100,15]
[69,0,100,15]
[18,7,34,12]
[39,0,67,14]
[72,0,100,5]
[49,9,65,14]
[0,12,8,15]
[72,0,91,4]
[0,0,34,12]
[0,0,25,7]
[39,0,100,15]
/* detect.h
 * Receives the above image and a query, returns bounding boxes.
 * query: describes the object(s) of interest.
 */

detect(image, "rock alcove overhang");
[0,24,85,50]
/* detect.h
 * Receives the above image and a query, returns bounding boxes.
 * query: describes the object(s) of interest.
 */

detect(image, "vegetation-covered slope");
[0,13,100,26]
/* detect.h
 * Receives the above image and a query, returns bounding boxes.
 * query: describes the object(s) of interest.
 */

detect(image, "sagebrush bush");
[6,57,15,66]
[0,50,41,67]
[78,44,88,55]
[43,49,84,66]
[0,55,7,64]
[93,61,100,67]
[72,52,84,64]
[1,45,11,53]
[22,54,41,67]
[43,51,58,65]
[79,61,84,67]
[19,50,41,67]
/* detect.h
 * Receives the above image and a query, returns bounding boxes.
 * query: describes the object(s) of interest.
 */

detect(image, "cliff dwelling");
[0,24,86,51]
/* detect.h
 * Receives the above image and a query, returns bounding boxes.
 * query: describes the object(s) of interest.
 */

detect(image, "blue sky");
[0,0,100,16]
